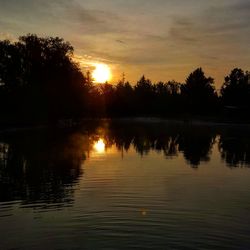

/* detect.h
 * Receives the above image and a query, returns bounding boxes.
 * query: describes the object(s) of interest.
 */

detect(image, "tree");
[0,34,87,122]
[114,81,134,116]
[181,68,217,113]
[100,83,115,116]
[153,81,182,115]
[134,75,155,114]
[221,68,250,107]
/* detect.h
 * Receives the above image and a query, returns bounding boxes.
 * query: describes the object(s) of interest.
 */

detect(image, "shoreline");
[1,116,250,134]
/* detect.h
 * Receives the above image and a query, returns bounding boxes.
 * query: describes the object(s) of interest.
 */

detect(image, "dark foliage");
[220,69,250,120]
[0,34,249,125]
[181,68,218,114]
[0,34,87,124]
[221,68,250,107]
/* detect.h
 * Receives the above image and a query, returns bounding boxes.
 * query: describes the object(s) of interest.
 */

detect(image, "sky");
[0,0,249,88]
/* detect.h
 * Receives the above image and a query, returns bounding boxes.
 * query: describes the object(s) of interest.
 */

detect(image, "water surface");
[1,120,250,249]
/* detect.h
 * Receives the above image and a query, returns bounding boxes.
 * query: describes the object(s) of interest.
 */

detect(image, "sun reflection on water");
[93,139,105,153]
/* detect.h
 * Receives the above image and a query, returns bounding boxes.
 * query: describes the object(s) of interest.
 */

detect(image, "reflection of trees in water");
[104,123,180,158]
[0,130,86,206]
[156,136,179,158]
[177,127,216,167]
[219,131,250,167]
[1,122,250,208]
[105,122,216,168]
[105,122,250,169]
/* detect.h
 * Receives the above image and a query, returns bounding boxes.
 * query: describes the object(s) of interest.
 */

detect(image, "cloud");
[56,1,124,35]
[167,1,250,61]
[116,39,126,44]
[169,1,250,42]
[0,0,123,35]
[0,0,249,84]
[160,0,250,85]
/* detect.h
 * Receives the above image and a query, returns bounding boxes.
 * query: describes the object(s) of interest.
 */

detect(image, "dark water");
[1,120,250,250]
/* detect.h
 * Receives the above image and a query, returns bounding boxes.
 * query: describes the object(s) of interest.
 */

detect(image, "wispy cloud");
[0,0,249,84]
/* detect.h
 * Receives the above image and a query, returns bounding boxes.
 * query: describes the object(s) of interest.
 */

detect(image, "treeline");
[0,34,249,125]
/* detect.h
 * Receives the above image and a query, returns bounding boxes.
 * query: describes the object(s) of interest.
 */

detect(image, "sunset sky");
[0,0,249,88]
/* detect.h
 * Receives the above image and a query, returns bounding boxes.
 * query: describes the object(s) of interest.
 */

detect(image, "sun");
[92,63,111,83]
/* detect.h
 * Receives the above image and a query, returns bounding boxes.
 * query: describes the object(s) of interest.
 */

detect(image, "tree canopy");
[221,68,250,107]
[0,34,87,122]
[181,68,217,113]
[0,34,249,125]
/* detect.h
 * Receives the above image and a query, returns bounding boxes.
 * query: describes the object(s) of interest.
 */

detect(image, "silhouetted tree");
[181,68,218,114]
[0,34,249,123]
[152,81,182,115]
[0,34,88,124]
[134,75,155,115]
[100,83,115,116]
[221,68,250,107]
[114,81,134,116]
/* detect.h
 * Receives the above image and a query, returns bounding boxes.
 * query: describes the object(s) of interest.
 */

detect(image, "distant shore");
[1,116,250,134]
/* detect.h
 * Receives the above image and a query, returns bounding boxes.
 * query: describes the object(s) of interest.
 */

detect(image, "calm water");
[1,120,250,250]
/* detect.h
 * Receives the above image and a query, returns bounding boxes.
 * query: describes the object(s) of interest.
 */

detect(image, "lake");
[1,120,250,250]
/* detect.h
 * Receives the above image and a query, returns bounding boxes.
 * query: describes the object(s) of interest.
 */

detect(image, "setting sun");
[92,63,111,83]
